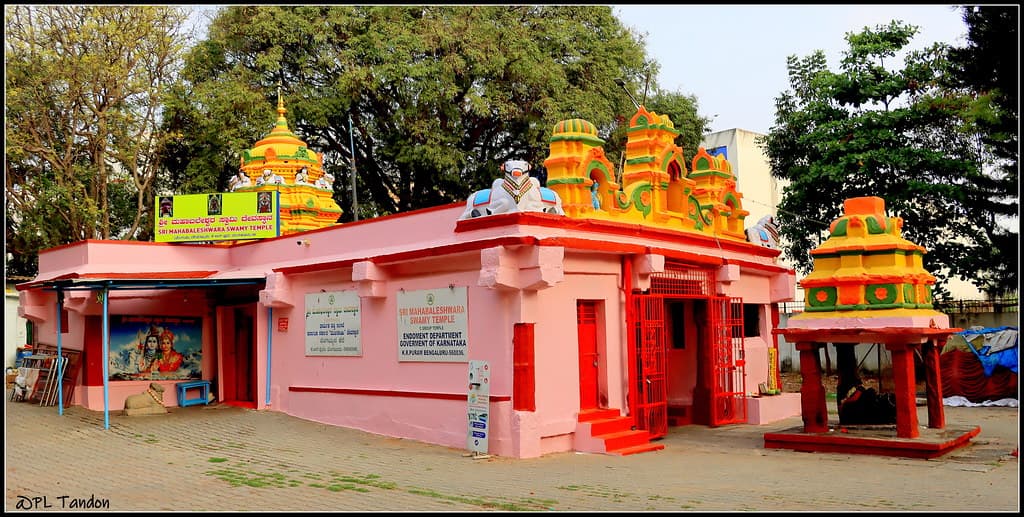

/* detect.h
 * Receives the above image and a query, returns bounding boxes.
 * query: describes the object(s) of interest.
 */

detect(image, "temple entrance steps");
[574,408,665,456]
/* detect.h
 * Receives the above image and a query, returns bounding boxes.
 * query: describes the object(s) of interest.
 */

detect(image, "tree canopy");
[160,5,708,221]
[762,19,1018,299]
[946,6,1019,296]
[5,5,190,275]
[4,5,711,278]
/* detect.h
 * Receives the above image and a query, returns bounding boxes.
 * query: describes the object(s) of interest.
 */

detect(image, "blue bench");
[176,380,212,407]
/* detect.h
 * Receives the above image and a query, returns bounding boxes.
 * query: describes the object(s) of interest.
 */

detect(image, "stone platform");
[763,422,981,459]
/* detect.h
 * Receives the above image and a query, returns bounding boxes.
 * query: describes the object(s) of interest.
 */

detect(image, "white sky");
[612,4,970,134]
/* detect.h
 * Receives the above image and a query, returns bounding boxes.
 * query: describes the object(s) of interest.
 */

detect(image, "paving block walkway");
[5,397,1019,512]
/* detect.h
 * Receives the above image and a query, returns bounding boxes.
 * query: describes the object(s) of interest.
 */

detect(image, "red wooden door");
[577,301,599,410]
[708,297,746,426]
[233,307,254,405]
[632,294,668,438]
[83,316,103,386]
[223,305,255,407]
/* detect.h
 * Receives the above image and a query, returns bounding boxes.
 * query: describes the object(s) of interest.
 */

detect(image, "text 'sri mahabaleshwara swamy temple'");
[18,94,815,458]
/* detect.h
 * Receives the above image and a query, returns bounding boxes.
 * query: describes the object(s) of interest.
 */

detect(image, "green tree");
[762,20,1016,299]
[161,6,707,221]
[945,6,1018,297]
[5,5,189,274]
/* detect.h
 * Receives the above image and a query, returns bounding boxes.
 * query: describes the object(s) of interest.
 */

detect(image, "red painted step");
[576,408,663,456]
[600,429,652,451]
[577,408,621,422]
[609,442,665,456]
[588,416,633,436]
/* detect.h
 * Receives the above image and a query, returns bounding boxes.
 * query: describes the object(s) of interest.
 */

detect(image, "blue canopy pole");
[266,306,272,406]
[56,289,64,415]
[102,287,110,429]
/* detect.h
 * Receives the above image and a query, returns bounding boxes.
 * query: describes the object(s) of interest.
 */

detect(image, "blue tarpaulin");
[957,326,1019,376]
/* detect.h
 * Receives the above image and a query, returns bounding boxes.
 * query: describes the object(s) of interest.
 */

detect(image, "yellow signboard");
[154,191,280,242]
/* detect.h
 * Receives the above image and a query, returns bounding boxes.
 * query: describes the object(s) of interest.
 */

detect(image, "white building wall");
[701,128,783,226]
[701,129,799,302]
[5,284,29,368]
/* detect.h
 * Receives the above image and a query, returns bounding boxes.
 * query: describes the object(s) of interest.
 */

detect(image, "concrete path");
[5,397,1019,512]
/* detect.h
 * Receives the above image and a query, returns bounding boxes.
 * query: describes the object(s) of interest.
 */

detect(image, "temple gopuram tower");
[544,119,618,218]
[620,107,682,224]
[689,148,748,239]
[541,106,750,240]
[235,91,343,234]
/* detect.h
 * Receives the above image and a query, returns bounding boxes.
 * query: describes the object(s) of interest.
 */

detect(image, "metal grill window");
[649,266,713,297]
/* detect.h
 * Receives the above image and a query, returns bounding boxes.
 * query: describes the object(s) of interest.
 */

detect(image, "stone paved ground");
[4,395,1019,512]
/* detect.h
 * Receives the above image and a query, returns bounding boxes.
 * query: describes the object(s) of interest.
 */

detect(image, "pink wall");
[266,248,631,458]
[35,241,230,282]
[268,265,515,452]
[529,264,625,444]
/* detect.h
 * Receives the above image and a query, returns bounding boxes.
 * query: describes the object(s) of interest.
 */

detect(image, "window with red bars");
[577,301,597,324]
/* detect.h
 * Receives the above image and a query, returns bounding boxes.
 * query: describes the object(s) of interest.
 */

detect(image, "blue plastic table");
[176,380,211,407]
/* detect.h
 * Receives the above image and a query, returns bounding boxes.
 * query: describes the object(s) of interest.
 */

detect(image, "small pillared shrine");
[768,196,973,459]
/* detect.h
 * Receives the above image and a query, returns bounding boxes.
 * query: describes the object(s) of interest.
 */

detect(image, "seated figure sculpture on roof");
[315,171,334,191]
[256,168,284,186]
[459,159,564,220]
[228,171,252,191]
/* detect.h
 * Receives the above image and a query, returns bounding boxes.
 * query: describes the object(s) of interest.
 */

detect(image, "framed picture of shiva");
[108,315,202,381]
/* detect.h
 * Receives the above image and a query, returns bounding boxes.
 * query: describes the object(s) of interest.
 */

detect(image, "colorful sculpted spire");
[234,91,343,235]
[539,107,751,244]
[245,88,309,164]
[787,196,948,329]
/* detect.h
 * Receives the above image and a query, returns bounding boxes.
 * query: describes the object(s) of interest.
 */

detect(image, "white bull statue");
[459,160,564,220]
[746,214,780,250]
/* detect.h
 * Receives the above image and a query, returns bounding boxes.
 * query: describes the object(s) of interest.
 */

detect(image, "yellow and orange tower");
[542,106,749,241]
[234,91,343,235]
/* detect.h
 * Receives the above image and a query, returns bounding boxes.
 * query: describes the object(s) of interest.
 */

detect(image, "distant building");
[702,129,783,229]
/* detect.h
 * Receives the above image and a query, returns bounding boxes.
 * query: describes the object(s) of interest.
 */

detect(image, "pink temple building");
[17,100,800,458]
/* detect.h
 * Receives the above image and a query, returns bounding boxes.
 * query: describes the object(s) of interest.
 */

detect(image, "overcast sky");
[612,5,970,135]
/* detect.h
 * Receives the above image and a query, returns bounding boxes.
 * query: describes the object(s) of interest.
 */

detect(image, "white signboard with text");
[304,290,362,356]
[467,360,490,454]
[397,287,468,362]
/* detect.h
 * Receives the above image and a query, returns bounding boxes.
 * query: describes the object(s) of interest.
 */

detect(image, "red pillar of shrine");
[888,344,919,439]
[923,338,945,429]
[796,342,828,433]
